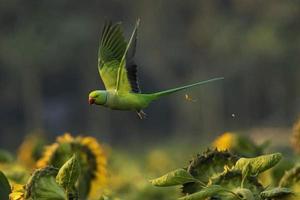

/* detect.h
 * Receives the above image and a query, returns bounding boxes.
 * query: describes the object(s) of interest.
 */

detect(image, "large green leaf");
[150,169,197,187]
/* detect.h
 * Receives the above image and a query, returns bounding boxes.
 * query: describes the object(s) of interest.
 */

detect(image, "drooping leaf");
[56,154,81,191]
[234,153,282,176]
[178,185,227,200]
[150,169,197,187]
[0,171,11,200]
[260,187,293,199]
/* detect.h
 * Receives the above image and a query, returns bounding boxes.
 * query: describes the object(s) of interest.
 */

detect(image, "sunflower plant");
[36,133,107,199]
[150,149,295,200]
[9,155,79,200]
[0,132,108,200]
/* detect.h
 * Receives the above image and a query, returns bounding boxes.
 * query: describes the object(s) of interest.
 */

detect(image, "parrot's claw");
[136,110,147,119]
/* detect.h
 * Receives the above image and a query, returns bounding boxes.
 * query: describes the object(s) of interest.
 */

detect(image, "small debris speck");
[185,94,197,102]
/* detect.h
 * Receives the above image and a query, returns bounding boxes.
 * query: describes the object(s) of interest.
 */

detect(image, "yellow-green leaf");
[150,169,197,187]
[56,154,81,190]
[234,153,282,175]
[179,185,227,200]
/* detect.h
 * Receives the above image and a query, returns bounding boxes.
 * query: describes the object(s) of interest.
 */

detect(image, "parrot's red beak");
[88,97,95,105]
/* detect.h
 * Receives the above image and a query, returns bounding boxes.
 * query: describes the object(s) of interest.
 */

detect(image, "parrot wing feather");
[98,20,140,93]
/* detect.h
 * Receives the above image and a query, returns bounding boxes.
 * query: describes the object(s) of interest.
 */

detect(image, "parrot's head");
[88,90,107,105]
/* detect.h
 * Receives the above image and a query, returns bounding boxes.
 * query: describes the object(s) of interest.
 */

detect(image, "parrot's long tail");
[151,77,224,100]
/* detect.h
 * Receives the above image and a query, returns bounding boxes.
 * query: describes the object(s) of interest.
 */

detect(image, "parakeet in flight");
[88,19,223,119]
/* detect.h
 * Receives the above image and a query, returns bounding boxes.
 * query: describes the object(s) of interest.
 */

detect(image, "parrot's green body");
[88,19,223,118]
[89,90,153,110]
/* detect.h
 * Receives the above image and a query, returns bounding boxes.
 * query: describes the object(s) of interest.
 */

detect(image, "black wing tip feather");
[126,62,141,93]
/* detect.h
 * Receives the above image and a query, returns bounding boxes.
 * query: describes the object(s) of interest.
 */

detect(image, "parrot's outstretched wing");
[98,20,140,93]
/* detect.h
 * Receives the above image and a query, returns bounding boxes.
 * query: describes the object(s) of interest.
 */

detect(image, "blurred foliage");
[0,149,14,163]
[107,150,178,200]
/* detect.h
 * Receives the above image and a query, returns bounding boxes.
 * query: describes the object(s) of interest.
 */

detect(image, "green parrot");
[88,19,223,119]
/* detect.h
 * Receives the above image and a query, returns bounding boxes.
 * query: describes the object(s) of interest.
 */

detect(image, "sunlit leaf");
[234,153,282,175]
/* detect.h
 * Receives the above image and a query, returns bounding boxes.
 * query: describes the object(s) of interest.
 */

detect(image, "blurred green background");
[0,0,299,150]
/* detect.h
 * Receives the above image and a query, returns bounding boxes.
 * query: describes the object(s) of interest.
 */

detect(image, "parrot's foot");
[136,110,147,119]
